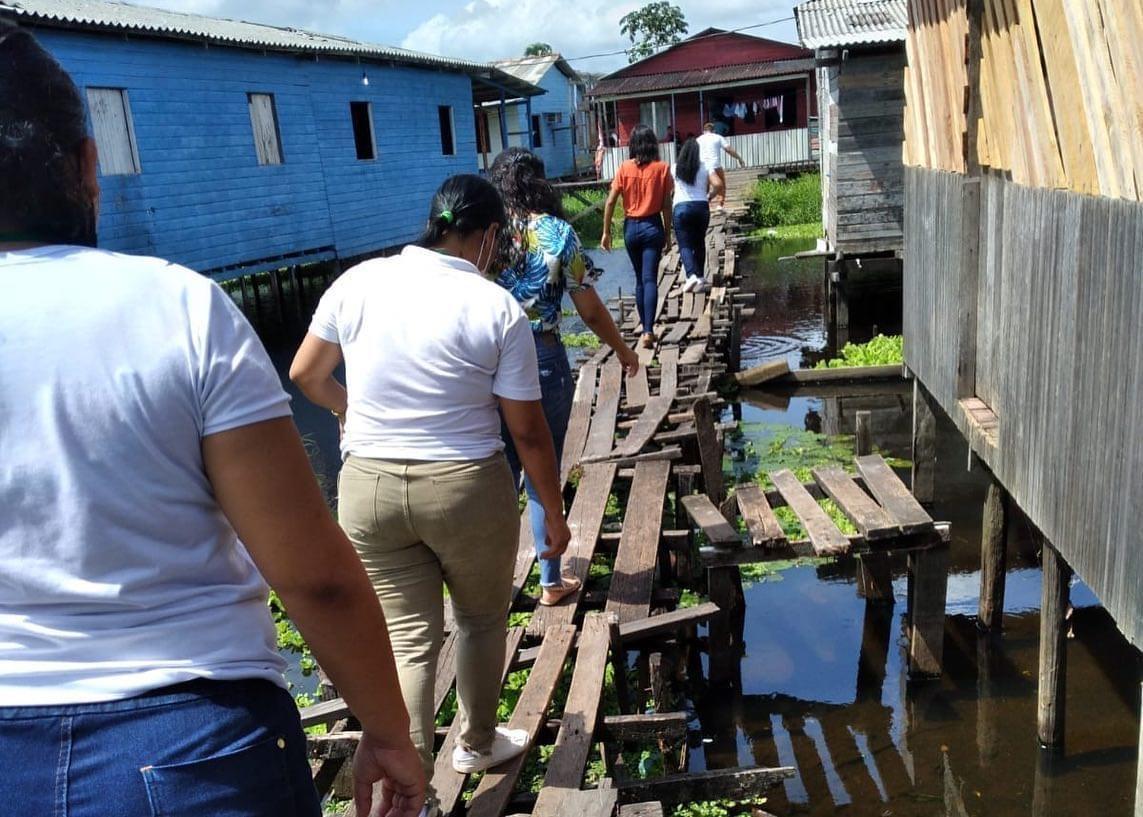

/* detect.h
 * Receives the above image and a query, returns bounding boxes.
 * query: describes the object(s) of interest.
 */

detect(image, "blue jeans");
[624,216,665,333]
[673,201,710,280]
[503,336,574,587]
[0,679,320,817]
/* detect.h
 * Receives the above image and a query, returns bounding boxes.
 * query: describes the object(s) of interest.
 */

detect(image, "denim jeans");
[503,336,574,586]
[0,679,320,817]
[673,201,710,280]
[623,216,665,333]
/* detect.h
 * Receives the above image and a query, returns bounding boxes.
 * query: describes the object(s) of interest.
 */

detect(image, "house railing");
[597,128,812,181]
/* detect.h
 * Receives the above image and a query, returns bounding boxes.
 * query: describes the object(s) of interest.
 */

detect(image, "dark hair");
[0,20,97,246]
[488,147,564,220]
[675,138,701,186]
[628,124,659,166]
[417,173,506,247]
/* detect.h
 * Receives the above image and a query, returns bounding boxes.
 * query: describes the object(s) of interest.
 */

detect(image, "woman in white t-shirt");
[0,22,422,817]
[290,175,572,783]
[671,138,713,293]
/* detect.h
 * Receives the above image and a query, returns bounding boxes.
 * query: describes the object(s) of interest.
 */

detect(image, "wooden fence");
[903,165,1143,650]
[599,128,812,181]
[903,0,1143,201]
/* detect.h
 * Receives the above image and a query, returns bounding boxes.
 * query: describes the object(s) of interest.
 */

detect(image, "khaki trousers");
[337,452,520,780]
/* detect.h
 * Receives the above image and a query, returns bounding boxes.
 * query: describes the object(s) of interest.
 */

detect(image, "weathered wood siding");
[827,48,905,254]
[904,165,1143,649]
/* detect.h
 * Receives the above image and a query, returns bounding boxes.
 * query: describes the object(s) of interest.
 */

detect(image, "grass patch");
[561,330,601,349]
[814,334,904,368]
[748,172,821,228]
[563,190,624,249]
[749,221,823,241]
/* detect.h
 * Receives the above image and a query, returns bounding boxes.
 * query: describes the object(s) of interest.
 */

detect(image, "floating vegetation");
[814,333,904,368]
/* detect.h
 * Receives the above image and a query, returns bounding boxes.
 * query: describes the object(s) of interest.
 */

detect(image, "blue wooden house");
[481,55,586,179]
[0,0,542,281]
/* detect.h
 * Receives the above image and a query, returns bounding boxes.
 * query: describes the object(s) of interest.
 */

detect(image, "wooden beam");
[616,766,795,806]
[854,455,934,534]
[691,396,725,503]
[811,466,900,540]
[680,493,740,546]
[771,468,850,555]
[602,712,689,742]
[734,358,790,387]
[606,460,672,623]
[1037,540,1071,747]
[735,484,786,547]
[978,478,1009,630]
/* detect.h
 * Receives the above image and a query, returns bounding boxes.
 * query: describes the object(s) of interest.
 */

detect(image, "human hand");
[600,230,613,252]
[619,347,640,377]
[352,732,426,817]
[539,514,572,560]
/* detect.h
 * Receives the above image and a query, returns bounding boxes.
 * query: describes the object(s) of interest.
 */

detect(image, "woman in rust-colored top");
[602,124,673,348]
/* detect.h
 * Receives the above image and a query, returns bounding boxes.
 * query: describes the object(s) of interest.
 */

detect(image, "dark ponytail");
[675,137,701,186]
[0,19,97,246]
[417,174,506,248]
[488,147,564,220]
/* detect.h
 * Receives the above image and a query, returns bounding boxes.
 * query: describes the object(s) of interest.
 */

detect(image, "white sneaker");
[451,726,530,773]
[682,276,699,293]
[694,279,711,293]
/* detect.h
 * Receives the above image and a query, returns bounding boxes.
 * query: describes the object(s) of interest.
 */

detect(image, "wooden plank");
[735,484,786,547]
[432,628,526,814]
[611,395,674,458]
[691,396,725,504]
[584,360,623,457]
[679,343,706,365]
[619,803,663,817]
[625,364,649,410]
[680,493,739,546]
[532,615,612,817]
[854,455,934,534]
[658,347,679,398]
[529,464,617,636]
[602,712,688,741]
[606,460,672,624]
[555,787,618,817]
[467,625,578,817]
[616,601,720,642]
[770,469,850,556]
[661,321,691,345]
[734,358,790,387]
[616,767,795,806]
[811,466,899,541]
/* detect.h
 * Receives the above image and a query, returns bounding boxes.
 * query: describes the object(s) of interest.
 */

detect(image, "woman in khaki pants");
[291,175,571,788]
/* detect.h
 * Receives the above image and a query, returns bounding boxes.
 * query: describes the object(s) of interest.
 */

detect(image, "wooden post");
[1038,540,1071,747]
[706,566,744,691]
[691,396,725,504]
[907,544,949,678]
[855,410,892,601]
[911,379,937,504]
[237,274,251,316]
[975,631,999,765]
[268,268,285,328]
[855,410,872,457]
[609,617,632,715]
[1136,682,1142,816]
[251,272,264,322]
[978,477,1009,630]
[728,305,742,375]
[1031,748,1058,817]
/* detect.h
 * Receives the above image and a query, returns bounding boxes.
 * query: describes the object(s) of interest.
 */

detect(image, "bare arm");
[569,288,638,376]
[203,418,423,817]
[724,145,743,164]
[290,333,348,416]
[498,397,571,559]
[600,187,622,251]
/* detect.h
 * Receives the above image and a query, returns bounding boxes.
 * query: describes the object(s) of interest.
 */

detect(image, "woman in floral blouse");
[490,148,639,606]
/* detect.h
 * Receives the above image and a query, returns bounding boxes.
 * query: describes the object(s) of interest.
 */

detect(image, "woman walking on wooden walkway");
[0,22,422,817]
[601,124,674,348]
[490,147,639,605]
[291,176,572,784]
[671,137,712,293]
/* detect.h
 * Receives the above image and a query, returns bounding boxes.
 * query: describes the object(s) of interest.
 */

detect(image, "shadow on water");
[687,239,1142,816]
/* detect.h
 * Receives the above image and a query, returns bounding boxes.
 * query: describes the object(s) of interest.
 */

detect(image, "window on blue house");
[247,93,283,165]
[438,106,455,156]
[85,88,140,175]
[350,102,376,160]
[531,115,543,148]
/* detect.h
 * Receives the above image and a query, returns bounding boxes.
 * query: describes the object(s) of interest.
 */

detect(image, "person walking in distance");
[697,122,743,211]
[671,137,712,293]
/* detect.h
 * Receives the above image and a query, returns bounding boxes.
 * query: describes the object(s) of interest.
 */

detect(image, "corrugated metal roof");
[494,54,580,85]
[794,0,907,49]
[588,58,815,100]
[0,0,544,97]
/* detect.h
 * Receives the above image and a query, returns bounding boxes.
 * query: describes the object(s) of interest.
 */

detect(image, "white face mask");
[475,225,497,274]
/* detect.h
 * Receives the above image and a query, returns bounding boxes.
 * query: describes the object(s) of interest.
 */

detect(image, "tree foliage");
[619,2,688,63]
[525,42,554,56]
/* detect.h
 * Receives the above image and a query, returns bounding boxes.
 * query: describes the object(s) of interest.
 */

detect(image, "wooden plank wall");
[903,0,1143,202]
[904,165,1143,650]
[830,48,906,253]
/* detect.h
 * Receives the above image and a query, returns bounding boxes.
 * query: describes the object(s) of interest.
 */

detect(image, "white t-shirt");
[697,132,728,169]
[310,245,541,461]
[671,162,711,206]
[0,245,292,705]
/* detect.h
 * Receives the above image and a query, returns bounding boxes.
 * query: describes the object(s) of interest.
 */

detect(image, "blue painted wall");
[32,28,477,277]
[528,66,577,179]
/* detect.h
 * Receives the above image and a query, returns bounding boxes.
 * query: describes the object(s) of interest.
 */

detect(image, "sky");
[120,0,802,73]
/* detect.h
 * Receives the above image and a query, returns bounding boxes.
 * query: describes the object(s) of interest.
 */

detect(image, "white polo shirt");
[309,245,541,461]
[698,132,728,170]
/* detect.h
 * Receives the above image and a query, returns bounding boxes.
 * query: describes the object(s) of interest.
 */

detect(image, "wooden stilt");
[237,274,251,316]
[609,617,632,715]
[855,410,892,600]
[268,268,285,327]
[855,598,893,702]
[975,631,999,766]
[911,380,937,504]
[251,272,264,321]
[907,544,949,678]
[706,566,744,690]
[1037,540,1071,747]
[1031,748,1058,817]
[1136,682,1142,816]
[855,410,873,458]
[728,305,742,374]
[978,478,1009,630]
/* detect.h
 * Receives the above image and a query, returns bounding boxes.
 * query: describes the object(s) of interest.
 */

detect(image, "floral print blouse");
[495,213,601,333]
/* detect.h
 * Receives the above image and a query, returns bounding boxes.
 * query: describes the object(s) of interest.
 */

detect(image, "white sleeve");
[308,277,341,343]
[198,283,292,437]
[492,304,542,401]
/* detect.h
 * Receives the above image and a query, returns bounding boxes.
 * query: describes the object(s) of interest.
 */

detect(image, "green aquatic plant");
[673,797,772,817]
[814,334,903,368]
[748,221,823,241]
[748,172,821,228]
[738,556,830,586]
[562,190,625,249]
[561,330,602,349]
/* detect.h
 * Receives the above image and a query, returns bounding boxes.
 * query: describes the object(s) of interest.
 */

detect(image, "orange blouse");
[611,159,673,218]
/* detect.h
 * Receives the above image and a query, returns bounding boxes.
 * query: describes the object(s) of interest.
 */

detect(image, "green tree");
[619,2,688,63]
[525,42,554,56]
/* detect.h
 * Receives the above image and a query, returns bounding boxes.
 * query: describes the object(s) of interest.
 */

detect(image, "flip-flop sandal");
[538,577,583,606]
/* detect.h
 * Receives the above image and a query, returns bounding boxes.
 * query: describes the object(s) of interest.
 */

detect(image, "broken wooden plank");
[610,395,674,458]
[692,396,725,503]
[467,625,578,817]
[679,343,707,365]
[554,786,618,817]
[661,321,692,345]
[734,358,791,387]
[584,360,623,457]
[854,454,934,534]
[625,364,650,410]
[811,466,899,541]
[606,460,672,624]
[735,484,787,548]
[616,766,796,806]
[680,493,740,546]
[603,712,688,742]
[658,347,679,398]
[770,468,851,556]
[619,803,663,817]
[562,362,598,481]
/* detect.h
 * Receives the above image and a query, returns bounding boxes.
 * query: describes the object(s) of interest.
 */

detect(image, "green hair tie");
[438,210,454,225]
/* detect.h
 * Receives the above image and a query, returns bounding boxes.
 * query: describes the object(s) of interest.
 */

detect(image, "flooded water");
[251,237,1139,814]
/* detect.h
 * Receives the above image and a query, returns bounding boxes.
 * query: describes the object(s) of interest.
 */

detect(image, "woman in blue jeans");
[671,138,712,293]
[0,23,422,817]
[601,124,674,348]
[490,148,639,605]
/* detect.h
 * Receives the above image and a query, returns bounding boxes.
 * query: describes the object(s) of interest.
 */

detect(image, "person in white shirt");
[671,138,713,293]
[290,175,572,783]
[0,20,422,817]
[697,122,744,210]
